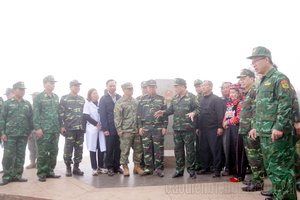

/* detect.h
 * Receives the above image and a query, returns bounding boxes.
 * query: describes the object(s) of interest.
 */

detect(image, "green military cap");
[4,88,13,95]
[247,46,272,60]
[13,81,26,89]
[30,92,40,97]
[237,69,255,78]
[173,78,186,86]
[147,79,156,86]
[194,79,203,86]
[121,82,133,89]
[141,81,147,87]
[69,79,82,87]
[43,75,57,83]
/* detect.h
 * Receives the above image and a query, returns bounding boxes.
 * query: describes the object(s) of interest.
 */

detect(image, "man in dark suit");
[98,79,123,176]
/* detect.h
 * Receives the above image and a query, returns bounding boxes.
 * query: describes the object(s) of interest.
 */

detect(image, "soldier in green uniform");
[33,75,62,182]
[236,69,265,192]
[114,82,144,176]
[0,81,33,186]
[155,78,200,179]
[193,79,203,173]
[248,46,296,200]
[137,79,168,177]
[59,80,85,177]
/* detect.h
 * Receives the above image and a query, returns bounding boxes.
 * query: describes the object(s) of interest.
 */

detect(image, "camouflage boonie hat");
[13,81,26,89]
[43,75,57,83]
[69,79,82,87]
[247,46,272,60]
[147,79,156,86]
[237,69,255,78]
[121,82,133,89]
[4,88,13,95]
[140,81,147,87]
[30,92,40,97]
[173,78,186,86]
[194,79,203,86]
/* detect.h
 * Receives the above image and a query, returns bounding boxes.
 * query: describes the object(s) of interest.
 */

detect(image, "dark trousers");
[199,128,223,172]
[90,135,105,170]
[105,134,120,170]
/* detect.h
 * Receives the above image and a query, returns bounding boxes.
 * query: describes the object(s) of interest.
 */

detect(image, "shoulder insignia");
[264,81,271,86]
[281,80,290,89]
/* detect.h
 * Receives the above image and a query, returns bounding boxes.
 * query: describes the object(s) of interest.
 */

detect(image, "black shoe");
[12,177,28,182]
[172,171,183,178]
[114,168,123,174]
[242,183,263,192]
[189,172,196,179]
[156,169,164,177]
[107,169,114,176]
[212,172,221,178]
[0,180,10,186]
[46,174,61,178]
[197,169,211,175]
[66,168,72,177]
[38,176,46,182]
[140,171,153,176]
[242,179,252,185]
[296,182,300,192]
[73,168,84,176]
[261,191,273,197]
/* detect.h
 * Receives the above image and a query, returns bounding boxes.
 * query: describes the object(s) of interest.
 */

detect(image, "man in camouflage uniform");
[155,78,200,179]
[114,82,144,176]
[236,69,265,192]
[33,75,62,182]
[136,81,148,169]
[0,82,33,186]
[248,46,296,200]
[137,79,168,177]
[59,80,85,177]
[194,79,203,173]
[26,92,40,169]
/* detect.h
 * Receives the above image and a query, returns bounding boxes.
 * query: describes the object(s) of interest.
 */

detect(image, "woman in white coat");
[83,88,107,176]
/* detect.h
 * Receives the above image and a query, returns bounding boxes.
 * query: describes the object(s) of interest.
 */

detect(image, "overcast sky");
[1,0,299,101]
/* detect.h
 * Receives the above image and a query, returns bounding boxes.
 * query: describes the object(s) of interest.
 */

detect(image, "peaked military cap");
[70,79,82,87]
[4,88,13,95]
[194,79,203,86]
[13,81,26,89]
[140,81,147,87]
[237,69,255,78]
[43,75,57,83]
[147,79,157,86]
[173,78,186,86]
[247,46,272,60]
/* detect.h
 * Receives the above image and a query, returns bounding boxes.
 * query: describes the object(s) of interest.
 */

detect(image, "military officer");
[137,79,168,177]
[59,80,85,177]
[155,78,200,179]
[33,75,61,182]
[248,46,296,200]
[0,81,33,186]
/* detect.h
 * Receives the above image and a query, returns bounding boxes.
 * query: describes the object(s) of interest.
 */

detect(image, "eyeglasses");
[251,57,265,66]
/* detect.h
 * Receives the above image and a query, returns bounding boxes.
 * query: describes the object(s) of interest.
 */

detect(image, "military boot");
[122,164,130,176]
[133,163,144,175]
[26,160,36,169]
[66,164,72,177]
[73,163,84,176]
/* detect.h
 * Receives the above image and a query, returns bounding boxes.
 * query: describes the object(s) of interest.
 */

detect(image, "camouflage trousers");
[173,131,195,174]
[2,136,27,181]
[119,132,143,164]
[141,126,164,172]
[260,134,297,200]
[36,132,60,177]
[195,134,202,170]
[27,130,38,162]
[242,135,265,184]
[63,130,84,165]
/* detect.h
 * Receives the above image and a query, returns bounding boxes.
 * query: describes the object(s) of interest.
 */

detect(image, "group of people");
[0,46,298,200]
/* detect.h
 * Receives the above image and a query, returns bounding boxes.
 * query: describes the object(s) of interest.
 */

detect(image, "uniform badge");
[281,80,290,89]
[264,82,271,86]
